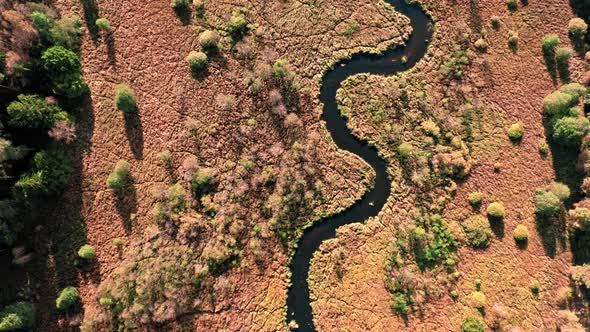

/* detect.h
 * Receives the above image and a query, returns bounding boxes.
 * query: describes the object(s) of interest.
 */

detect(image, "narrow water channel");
[286,0,433,330]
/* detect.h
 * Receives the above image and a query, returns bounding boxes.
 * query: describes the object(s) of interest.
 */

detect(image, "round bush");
[462,317,485,332]
[505,0,517,11]
[490,16,501,30]
[7,94,67,129]
[542,34,560,54]
[227,12,248,39]
[95,18,110,32]
[186,51,208,70]
[559,83,587,103]
[543,91,575,117]
[115,84,137,113]
[0,302,35,330]
[468,192,483,206]
[556,47,573,66]
[487,202,505,219]
[464,215,492,248]
[107,160,130,190]
[552,116,590,146]
[398,142,415,158]
[42,45,80,75]
[56,287,80,310]
[469,291,487,309]
[78,244,96,260]
[16,150,73,197]
[568,17,588,40]
[508,122,524,141]
[199,30,220,50]
[548,182,570,201]
[508,31,519,50]
[474,39,488,52]
[99,296,114,306]
[534,190,561,216]
[170,0,189,9]
[513,224,529,243]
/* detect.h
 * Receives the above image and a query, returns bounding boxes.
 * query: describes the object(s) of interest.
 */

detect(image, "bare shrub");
[48,120,76,143]
[215,93,236,111]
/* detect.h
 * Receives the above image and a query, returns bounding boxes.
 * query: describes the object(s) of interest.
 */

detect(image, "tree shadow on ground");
[80,0,100,42]
[25,93,96,327]
[123,111,144,160]
[543,53,558,84]
[558,62,571,83]
[174,7,192,26]
[488,216,505,239]
[535,212,568,258]
[114,177,138,233]
[105,33,117,67]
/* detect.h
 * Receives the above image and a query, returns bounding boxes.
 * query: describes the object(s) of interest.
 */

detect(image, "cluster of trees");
[0,3,90,326]
[1,5,87,247]
[543,83,589,147]
[385,214,458,316]
[81,236,213,330]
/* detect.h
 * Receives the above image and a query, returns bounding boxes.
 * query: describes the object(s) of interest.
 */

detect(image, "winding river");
[286,0,433,330]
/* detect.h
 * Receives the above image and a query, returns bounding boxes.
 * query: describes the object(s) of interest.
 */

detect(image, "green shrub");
[41,46,87,98]
[490,16,501,30]
[552,116,590,146]
[199,30,220,50]
[191,168,214,196]
[474,278,482,290]
[170,0,189,9]
[115,84,137,113]
[487,202,505,219]
[77,244,96,260]
[7,94,67,129]
[398,142,415,158]
[463,215,492,248]
[30,11,54,44]
[16,150,72,197]
[469,291,487,309]
[556,47,573,67]
[559,83,587,104]
[568,206,590,231]
[273,59,292,79]
[508,31,519,51]
[98,296,113,306]
[107,160,130,190]
[508,122,524,141]
[513,224,529,243]
[534,189,561,216]
[462,317,485,332]
[568,17,588,41]
[391,292,409,315]
[548,182,571,201]
[344,20,360,36]
[56,287,79,310]
[542,34,560,54]
[538,140,549,155]
[95,18,110,32]
[0,302,35,330]
[505,0,518,11]
[106,160,130,190]
[468,192,483,206]
[543,91,576,117]
[50,15,84,50]
[227,12,248,40]
[186,51,208,70]
[530,280,541,296]
[474,38,488,52]
[42,45,81,75]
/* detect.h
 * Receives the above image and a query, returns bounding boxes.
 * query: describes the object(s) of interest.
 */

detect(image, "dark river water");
[286,0,433,330]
